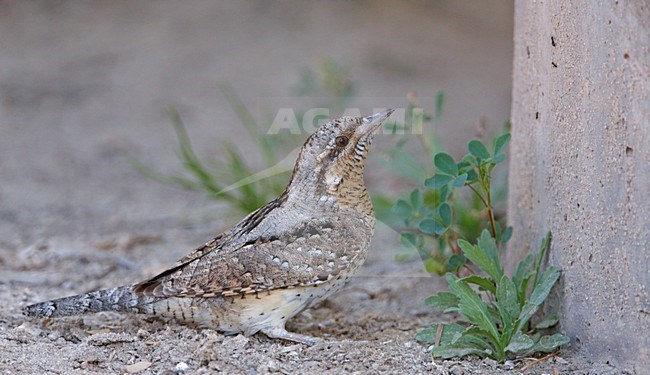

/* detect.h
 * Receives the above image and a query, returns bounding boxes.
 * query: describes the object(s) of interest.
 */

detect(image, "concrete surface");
[508,0,649,373]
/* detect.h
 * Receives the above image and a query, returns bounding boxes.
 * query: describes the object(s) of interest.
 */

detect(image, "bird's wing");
[133,217,370,298]
[133,193,288,296]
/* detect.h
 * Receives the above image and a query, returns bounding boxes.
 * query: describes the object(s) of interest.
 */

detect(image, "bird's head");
[286,109,394,212]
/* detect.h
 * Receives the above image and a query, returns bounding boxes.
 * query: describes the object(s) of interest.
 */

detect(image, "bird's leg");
[261,326,320,346]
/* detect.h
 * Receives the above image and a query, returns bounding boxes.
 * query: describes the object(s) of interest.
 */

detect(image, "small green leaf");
[400,233,419,248]
[458,231,503,282]
[491,153,506,164]
[462,154,477,166]
[424,258,446,275]
[410,189,422,208]
[513,254,534,291]
[533,232,553,287]
[433,323,465,345]
[458,240,494,280]
[457,161,472,174]
[468,140,491,160]
[419,219,447,235]
[415,326,439,344]
[424,174,453,189]
[393,199,412,217]
[453,173,468,187]
[431,346,490,359]
[529,332,541,343]
[439,184,451,201]
[466,169,479,182]
[477,230,502,274]
[439,203,452,226]
[460,275,496,294]
[535,314,559,329]
[449,331,463,345]
[434,153,458,176]
[534,334,570,353]
[446,273,500,345]
[460,326,498,349]
[495,275,520,330]
[493,133,511,155]
[425,292,460,312]
[501,226,513,243]
[430,326,496,359]
[505,333,535,354]
[447,254,466,271]
[515,267,561,332]
[517,275,532,310]
[429,325,495,358]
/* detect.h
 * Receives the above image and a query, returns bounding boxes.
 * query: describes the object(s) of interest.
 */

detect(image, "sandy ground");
[0,1,625,374]
[0,233,614,374]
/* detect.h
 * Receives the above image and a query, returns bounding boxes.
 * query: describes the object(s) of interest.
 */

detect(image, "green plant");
[130,85,295,214]
[392,131,511,274]
[405,135,569,361]
[416,231,568,362]
[131,60,359,216]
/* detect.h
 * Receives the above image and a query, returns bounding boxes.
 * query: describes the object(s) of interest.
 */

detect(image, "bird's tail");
[24,286,157,318]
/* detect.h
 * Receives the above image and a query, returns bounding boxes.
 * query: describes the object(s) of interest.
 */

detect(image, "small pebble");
[125,361,152,373]
[175,362,189,372]
[484,358,497,365]
[266,360,279,372]
[136,329,150,338]
[279,344,301,353]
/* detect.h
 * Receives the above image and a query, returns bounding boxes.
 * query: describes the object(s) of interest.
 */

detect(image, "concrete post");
[507,1,649,372]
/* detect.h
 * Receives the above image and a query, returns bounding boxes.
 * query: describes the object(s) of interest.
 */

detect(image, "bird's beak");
[359,109,395,135]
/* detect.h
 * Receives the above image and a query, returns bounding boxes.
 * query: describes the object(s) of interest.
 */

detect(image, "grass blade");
[220,82,277,165]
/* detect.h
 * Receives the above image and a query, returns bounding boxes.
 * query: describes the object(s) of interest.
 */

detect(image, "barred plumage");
[25,109,394,345]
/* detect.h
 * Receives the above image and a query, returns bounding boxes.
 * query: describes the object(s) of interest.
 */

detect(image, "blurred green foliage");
[131,59,355,215]
[391,129,512,275]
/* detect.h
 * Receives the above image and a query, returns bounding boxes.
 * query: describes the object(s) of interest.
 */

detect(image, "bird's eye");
[335,136,349,147]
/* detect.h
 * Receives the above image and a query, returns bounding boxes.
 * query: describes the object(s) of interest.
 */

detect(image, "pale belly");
[142,275,353,336]
[225,275,352,336]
